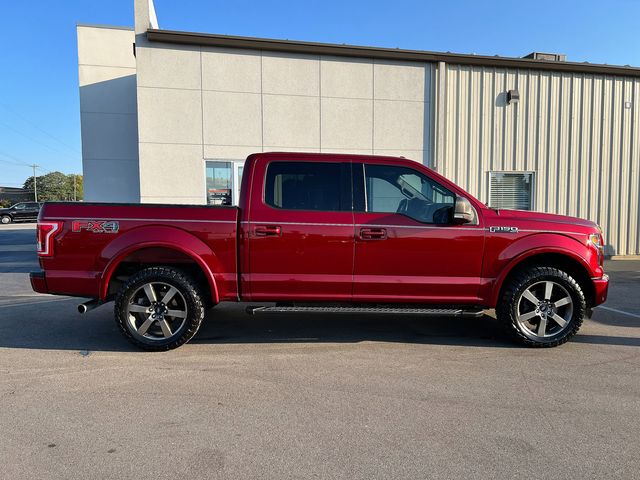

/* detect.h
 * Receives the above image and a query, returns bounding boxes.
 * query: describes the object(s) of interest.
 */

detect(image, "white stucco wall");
[134,41,434,204]
[77,25,140,202]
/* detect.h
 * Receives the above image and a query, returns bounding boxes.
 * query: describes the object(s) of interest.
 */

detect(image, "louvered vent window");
[489,172,533,210]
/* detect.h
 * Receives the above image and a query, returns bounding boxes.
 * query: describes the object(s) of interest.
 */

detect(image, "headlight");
[588,232,605,267]
[588,233,602,248]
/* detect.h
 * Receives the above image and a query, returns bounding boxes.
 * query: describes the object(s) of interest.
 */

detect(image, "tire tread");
[114,266,206,351]
[496,266,586,348]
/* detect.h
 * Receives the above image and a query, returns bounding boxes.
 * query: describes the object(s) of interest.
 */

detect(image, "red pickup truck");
[31,152,608,350]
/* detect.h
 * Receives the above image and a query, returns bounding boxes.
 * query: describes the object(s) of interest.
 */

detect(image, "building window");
[206,161,233,205]
[489,172,534,211]
[265,161,349,211]
[205,160,245,206]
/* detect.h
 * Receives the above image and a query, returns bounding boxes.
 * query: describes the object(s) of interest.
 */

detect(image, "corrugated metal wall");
[433,64,640,255]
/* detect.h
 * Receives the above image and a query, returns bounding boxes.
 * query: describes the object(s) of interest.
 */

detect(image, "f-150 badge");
[72,220,119,233]
[489,226,518,233]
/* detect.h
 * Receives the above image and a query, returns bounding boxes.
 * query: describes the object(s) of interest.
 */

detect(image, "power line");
[0,149,55,174]
[0,102,82,155]
[0,157,26,167]
[0,119,81,160]
[0,149,33,167]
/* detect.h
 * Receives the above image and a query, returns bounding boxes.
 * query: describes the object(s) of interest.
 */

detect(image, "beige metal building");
[77,0,640,255]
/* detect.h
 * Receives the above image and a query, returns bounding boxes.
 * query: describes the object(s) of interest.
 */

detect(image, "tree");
[23,172,84,201]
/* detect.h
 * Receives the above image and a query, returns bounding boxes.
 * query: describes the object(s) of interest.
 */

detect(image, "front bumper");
[29,270,48,294]
[591,274,609,306]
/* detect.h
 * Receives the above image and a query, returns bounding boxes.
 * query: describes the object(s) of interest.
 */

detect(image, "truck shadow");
[195,304,640,348]
[193,303,513,348]
[0,300,638,352]
[0,299,513,351]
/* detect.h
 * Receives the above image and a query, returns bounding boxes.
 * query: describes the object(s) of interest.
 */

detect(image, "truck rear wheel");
[114,266,206,351]
[1,215,12,224]
[496,266,586,347]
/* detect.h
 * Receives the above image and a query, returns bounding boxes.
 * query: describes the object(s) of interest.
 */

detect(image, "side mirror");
[452,197,477,225]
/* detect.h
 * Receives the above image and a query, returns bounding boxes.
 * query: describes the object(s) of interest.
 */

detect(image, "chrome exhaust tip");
[78,300,101,314]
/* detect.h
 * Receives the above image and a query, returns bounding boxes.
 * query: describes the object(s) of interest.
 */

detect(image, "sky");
[0,0,639,188]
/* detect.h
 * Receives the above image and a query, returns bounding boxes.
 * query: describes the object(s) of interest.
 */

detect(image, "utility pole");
[31,164,39,202]
[73,174,77,201]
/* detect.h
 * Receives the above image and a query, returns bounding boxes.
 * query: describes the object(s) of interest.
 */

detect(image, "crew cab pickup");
[31,152,609,350]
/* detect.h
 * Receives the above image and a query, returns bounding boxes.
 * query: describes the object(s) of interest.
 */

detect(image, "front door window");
[364,164,455,224]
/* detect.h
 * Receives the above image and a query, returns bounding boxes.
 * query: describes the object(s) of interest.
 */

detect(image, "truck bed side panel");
[40,203,238,300]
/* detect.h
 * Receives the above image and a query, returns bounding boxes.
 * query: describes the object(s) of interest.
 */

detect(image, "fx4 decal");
[489,226,518,233]
[72,220,119,234]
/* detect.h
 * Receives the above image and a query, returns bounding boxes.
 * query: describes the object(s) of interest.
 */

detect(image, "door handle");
[359,228,387,240]
[254,225,281,237]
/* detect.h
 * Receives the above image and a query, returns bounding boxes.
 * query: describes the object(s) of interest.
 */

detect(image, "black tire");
[1,215,12,224]
[496,266,586,348]
[114,266,206,351]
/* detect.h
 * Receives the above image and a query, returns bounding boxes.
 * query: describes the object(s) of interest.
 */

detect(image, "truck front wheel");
[496,266,586,347]
[114,266,206,351]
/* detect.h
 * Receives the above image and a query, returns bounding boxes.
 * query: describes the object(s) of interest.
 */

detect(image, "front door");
[246,158,354,301]
[11,203,29,221]
[352,163,485,304]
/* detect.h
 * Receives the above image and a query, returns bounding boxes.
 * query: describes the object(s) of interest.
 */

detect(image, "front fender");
[486,232,595,307]
[98,225,221,302]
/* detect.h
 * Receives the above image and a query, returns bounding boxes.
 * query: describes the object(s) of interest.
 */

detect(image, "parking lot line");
[0,245,36,252]
[597,305,640,319]
[0,297,73,309]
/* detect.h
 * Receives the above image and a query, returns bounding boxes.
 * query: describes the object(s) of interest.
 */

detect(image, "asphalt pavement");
[1,223,639,479]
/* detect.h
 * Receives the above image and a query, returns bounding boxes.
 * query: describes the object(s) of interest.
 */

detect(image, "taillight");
[37,222,62,257]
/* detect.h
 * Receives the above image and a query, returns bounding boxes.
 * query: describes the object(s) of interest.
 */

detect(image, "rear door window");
[265,162,351,212]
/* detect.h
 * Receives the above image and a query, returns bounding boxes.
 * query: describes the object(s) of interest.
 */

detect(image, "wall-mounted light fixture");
[507,89,520,105]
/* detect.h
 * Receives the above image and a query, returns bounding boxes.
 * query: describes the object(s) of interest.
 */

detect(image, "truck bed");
[37,202,239,301]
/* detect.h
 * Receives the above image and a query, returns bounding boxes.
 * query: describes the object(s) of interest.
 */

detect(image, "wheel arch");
[492,248,595,308]
[99,226,222,304]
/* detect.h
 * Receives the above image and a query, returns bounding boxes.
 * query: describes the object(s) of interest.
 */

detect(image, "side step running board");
[246,305,484,317]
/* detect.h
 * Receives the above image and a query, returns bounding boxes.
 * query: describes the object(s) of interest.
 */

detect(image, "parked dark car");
[0,202,42,224]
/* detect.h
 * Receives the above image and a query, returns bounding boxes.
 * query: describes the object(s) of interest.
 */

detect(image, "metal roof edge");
[146,28,640,78]
[77,23,134,31]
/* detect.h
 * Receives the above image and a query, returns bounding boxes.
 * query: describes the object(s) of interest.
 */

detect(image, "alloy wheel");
[126,281,188,341]
[515,280,574,340]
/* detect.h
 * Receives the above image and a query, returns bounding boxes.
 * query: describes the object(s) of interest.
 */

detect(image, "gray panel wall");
[134,42,434,204]
[77,26,140,202]
[434,64,640,255]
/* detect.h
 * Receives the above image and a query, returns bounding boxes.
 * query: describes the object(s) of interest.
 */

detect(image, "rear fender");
[99,225,221,303]
[487,233,593,307]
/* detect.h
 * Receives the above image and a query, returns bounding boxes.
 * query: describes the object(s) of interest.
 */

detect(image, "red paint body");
[31,153,609,308]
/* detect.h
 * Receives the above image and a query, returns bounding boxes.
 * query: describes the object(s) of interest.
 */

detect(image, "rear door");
[352,162,485,304]
[245,157,355,301]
